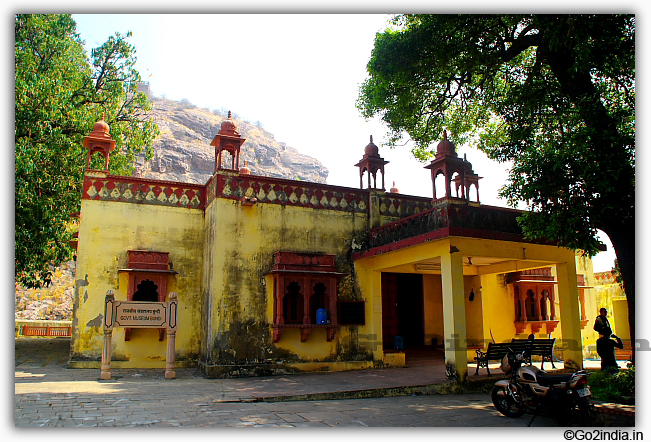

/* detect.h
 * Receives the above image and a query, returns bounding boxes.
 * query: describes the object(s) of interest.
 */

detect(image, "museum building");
[70,114,619,379]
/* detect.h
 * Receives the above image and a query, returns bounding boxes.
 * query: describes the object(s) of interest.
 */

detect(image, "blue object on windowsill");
[316,308,329,325]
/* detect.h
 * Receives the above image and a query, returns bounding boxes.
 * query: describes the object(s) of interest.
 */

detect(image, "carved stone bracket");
[514,320,560,336]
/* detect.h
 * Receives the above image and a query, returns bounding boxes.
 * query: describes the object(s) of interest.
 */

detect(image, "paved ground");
[13,337,567,428]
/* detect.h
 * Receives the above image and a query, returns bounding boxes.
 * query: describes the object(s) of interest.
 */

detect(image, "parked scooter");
[491,348,595,425]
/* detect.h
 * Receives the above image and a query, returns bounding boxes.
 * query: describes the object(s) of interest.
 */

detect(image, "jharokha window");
[269,252,344,343]
[507,268,559,335]
[118,250,178,341]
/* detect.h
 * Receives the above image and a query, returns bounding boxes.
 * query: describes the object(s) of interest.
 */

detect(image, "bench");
[474,342,530,375]
[511,338,556,370]
[474,339,557,375]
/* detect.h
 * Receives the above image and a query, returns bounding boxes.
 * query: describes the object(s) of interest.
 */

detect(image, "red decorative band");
[377,194,433,218]
[82,175,205,209]
[213,174,369,213]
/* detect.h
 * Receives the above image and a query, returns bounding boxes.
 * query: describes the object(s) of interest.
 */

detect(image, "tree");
[15,14,158,287]
[358,15,635,354]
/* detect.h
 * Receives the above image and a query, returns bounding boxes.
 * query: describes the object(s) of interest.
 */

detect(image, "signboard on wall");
[104,300,178,329]
[101,291,179,380]
[113,302,167,328]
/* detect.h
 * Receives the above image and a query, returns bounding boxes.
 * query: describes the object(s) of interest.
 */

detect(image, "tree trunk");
[605,225,635,364]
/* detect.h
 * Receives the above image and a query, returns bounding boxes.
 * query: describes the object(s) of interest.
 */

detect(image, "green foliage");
[358,14,635,256]
[588,364,635,404]
[15,14,159,287]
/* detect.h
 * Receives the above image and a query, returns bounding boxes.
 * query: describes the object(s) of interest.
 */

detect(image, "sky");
[72,13,618,271]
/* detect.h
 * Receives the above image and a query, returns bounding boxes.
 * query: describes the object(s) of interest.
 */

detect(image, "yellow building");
[70,116,617,380]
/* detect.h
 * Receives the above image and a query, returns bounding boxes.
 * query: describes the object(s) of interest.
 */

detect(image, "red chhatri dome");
[436,130,457,157]
[239,160,251,175]
[219,110,240,137]
[93,119,110,135]
[83,114,117,171]
[389,181,399,194]
[364,135,379,157]
[88,115,113,141]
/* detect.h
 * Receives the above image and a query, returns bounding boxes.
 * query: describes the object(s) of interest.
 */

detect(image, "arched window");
[310,283,328,324]
[283,282,303,324]
[450,172,461,197]
[220,150,234,170]
[540,290,550,320]
[132,279,159,302]
[469,183,479,202]
[434,171,446,199]
[88,150,108,170]
[525,290,536,321]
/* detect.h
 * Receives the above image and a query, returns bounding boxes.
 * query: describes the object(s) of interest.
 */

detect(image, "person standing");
[593,308,612,336]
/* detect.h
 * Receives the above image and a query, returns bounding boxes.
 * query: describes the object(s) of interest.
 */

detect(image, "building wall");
[464,275,484,346]
[200,196,371,376]
[423,274,443,346]
[585,269,629,357]
[479,273,516,344]
[70,199,204,368]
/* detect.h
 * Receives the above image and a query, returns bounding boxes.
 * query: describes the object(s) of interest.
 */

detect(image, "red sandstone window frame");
[508,268,559,335]
[268,252,345,343]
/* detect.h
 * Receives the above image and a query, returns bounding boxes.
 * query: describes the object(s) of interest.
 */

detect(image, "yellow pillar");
[440,249,468,381]
[556,261,584,369]
[368,269,384,361]
[354,263,385,362]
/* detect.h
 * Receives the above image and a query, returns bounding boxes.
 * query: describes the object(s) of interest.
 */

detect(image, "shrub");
[588,364,635,404]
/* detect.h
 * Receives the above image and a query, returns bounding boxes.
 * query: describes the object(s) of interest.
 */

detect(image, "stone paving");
[16,384,556,428]
[11,337,573,428]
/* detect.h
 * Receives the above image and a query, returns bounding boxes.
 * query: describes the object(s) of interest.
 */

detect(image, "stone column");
[100,328,113,380]
[556,262,583,369]
[533,289,542,321]
[440,249,468,381]
[165,292,178,379]
[444,170,452,198]
[100,291,114,380]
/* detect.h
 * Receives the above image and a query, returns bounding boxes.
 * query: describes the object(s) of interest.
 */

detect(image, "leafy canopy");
[358,14,635,255]
[15,14,159,287]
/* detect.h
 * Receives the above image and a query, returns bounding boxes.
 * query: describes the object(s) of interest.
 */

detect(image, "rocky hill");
[15,96,329,322]
[133,96,328,184]
[15,261,75,321]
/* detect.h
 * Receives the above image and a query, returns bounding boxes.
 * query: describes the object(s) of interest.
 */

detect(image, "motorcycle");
[491,348,596,425]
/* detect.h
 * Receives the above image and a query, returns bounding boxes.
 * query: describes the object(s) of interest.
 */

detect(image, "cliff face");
[134,97,328,184]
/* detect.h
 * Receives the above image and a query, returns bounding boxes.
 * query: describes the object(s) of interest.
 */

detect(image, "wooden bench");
[511,338,556,370]
[474,342,530,375]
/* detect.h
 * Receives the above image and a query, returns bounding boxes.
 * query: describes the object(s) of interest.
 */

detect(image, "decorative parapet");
[358,202,542,257]
[376,193,434,218]
[211,173,369,213]
[368,206,449,250]
[82,175,205,209]
[594,270,617,285]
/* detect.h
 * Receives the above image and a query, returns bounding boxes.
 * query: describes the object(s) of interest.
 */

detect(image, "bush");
[588,364,635,404]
